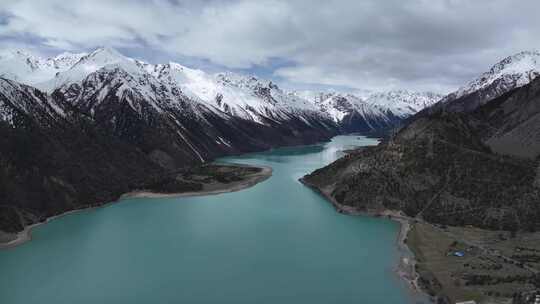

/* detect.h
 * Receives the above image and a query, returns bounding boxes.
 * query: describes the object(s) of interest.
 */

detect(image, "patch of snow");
[217,136,232,147]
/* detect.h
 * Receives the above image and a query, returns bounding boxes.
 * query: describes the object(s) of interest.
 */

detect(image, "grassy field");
[406,222,539,303]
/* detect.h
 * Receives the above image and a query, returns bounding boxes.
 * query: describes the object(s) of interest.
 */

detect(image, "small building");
[453,251,465,257]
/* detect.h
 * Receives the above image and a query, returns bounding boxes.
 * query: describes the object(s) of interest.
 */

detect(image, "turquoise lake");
[0,136,426,304]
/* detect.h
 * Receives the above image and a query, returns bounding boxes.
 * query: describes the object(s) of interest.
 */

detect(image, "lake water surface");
[0,136,426,304]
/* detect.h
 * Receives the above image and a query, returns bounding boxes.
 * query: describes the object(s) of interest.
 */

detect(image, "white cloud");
[1,0,540,93]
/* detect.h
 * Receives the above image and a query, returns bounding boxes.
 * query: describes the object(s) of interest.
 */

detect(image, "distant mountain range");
[295,90,441,133]
[0,47,440,135]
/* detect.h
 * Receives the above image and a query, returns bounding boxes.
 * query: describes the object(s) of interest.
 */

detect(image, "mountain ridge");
[430,50,540,114]
[1,47,440,134]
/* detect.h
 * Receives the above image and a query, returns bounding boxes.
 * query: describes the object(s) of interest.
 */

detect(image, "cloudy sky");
[1,0,539,93]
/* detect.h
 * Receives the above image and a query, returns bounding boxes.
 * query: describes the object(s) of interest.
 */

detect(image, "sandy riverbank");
[0,164,272,250]
[379,210,423,295]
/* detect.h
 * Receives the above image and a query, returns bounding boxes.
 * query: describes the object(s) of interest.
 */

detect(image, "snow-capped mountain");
[0,47,439,134]
[441,50,540,112]
[9,47,330,130]
[295,90,441,133]
[51,49,198,118]
[456,50,540,99]
[1,47,340,167]
[365,90,442,117]
[147,63,325,125]
[0,49,86,86]
[37,47,150,92]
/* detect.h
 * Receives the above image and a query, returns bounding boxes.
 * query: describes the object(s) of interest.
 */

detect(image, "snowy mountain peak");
[450,50,540,103]
[49,52,87,69]
[488,50,540,75]
[87,46,125,58]
[37,47,142,91]
[167,61,190,71]
[0,49,86,86]
[74,47,132,69]
[297,89,441,123]
[366,90,442,113]
[215,71,275,91]
[0,47,438,133]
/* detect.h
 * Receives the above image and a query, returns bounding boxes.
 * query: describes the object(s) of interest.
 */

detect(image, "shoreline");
[384,211,424,296]
[299,178,428,300]
[121,165,272,200]
[0,164,272,250]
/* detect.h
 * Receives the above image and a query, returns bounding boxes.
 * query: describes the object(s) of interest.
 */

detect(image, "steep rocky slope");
[475,82,540,159]
[0,77,164,233]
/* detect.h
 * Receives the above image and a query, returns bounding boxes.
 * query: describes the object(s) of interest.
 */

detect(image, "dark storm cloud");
[1,0,539,92]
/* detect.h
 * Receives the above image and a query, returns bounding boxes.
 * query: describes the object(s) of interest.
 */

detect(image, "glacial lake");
[0,135,426,304]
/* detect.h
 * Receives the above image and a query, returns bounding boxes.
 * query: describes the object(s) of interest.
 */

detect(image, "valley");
[0,47,439,238]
